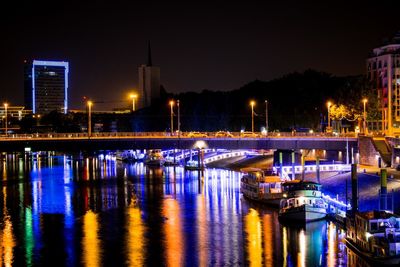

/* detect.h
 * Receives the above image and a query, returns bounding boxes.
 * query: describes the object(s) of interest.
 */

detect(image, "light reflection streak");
[24,207,34,266]
[298,229,306,267]
[263,213,273,266]
[82,210,100,267]
[327,222,336,267]
[126,201,144,266]
[283,226,288,267]
[245,209,262,267]
[162,198,184,266]
[196,194,207,266]
[1,188,15,266]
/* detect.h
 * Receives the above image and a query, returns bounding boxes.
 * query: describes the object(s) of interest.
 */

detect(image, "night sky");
[2,1,400,110]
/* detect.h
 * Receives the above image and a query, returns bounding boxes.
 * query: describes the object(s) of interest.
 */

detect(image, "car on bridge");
[240,131,259,138]
[187,131,208,138]
[215,131,234,137]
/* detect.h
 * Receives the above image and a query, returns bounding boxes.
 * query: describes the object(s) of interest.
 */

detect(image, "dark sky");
[1,1,400,110]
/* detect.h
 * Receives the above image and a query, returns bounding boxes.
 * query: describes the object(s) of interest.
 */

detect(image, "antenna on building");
[147,41,153,66]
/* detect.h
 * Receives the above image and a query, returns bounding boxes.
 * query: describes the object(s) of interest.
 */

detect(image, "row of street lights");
[22,94,368,138]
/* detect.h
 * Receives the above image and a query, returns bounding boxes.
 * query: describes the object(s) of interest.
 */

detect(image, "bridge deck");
[0,134,358,152]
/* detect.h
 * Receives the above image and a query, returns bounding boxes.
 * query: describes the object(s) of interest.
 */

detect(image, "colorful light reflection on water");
[0,152,375,266]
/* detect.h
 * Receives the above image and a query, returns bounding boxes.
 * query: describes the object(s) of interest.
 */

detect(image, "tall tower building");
[367,32,400,135]
[24,60,69,115]
[138,42,160,108]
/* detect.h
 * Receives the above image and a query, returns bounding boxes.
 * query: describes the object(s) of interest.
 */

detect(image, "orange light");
[362,98,368,104]
[169,100,175,106]
[250,100,255,107]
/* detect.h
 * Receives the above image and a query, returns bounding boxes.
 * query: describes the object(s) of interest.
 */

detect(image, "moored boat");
[279,180,327,222]
[345,210,400,266]
[184,160,204,170]
[240,167,285,207]
[144,149,165,166]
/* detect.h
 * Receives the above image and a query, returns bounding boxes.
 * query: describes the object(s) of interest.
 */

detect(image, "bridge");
[0,132,358,152]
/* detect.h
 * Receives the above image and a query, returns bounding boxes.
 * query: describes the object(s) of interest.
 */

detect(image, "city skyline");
[2,1,400,110]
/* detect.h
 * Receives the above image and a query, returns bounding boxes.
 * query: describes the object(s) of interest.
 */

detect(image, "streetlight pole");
[177,100,180,137]
[169,100,174,134]
[4,103,8,137]
[363,98,368,134]
[250,100,255,133]
[87,101,93,138]
[130,94,137,111]
[265,100,268,134]
[327,101,332,132]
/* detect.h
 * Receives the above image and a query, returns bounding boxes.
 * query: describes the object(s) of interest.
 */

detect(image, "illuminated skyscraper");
[24,60,69,114]
[138,42,160,108]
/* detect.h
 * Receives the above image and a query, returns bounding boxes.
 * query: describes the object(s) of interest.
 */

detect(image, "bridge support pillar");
[291,151,295,180]
[316,156,320,183]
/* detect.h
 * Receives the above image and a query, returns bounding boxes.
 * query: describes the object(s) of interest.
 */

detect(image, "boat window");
[309,200,312,204]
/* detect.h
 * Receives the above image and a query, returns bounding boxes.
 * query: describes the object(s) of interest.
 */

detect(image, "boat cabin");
[282,180,321,192]
[240,168,283,194]
[347,210,400,257]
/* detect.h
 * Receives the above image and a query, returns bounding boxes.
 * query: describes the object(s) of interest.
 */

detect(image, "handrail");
[0,131,359,140]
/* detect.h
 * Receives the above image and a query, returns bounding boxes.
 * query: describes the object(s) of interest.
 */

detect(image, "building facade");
[367,34,400,135]
[138,43,160,108]
[24,60,69,115]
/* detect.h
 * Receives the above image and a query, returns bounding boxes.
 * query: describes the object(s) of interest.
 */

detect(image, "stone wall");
[358,136,380,166]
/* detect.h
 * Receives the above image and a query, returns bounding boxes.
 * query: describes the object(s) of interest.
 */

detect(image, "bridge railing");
[0,131,358,140]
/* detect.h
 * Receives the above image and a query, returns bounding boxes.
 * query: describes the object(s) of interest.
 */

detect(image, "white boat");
[144,150,165,166]
[240,168,285,207]
[279,180,327,222]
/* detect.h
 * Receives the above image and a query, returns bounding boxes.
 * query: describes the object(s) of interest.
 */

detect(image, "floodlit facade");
[24,60,69,114]
[367,33,400,135]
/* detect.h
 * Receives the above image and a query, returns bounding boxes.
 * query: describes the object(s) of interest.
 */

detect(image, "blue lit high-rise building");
[24,60,69,114]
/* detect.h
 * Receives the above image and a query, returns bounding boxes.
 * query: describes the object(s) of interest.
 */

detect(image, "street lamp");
[265,100,268,134]
[4,103,8,137]
[87,101,93,137]
[129,94,137,111]
[250,100,255,132]
[33,114,41,126]
[169,100,174,134]
[327,101,332,132]
[177,100,180,137]
[363,98,368,134]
